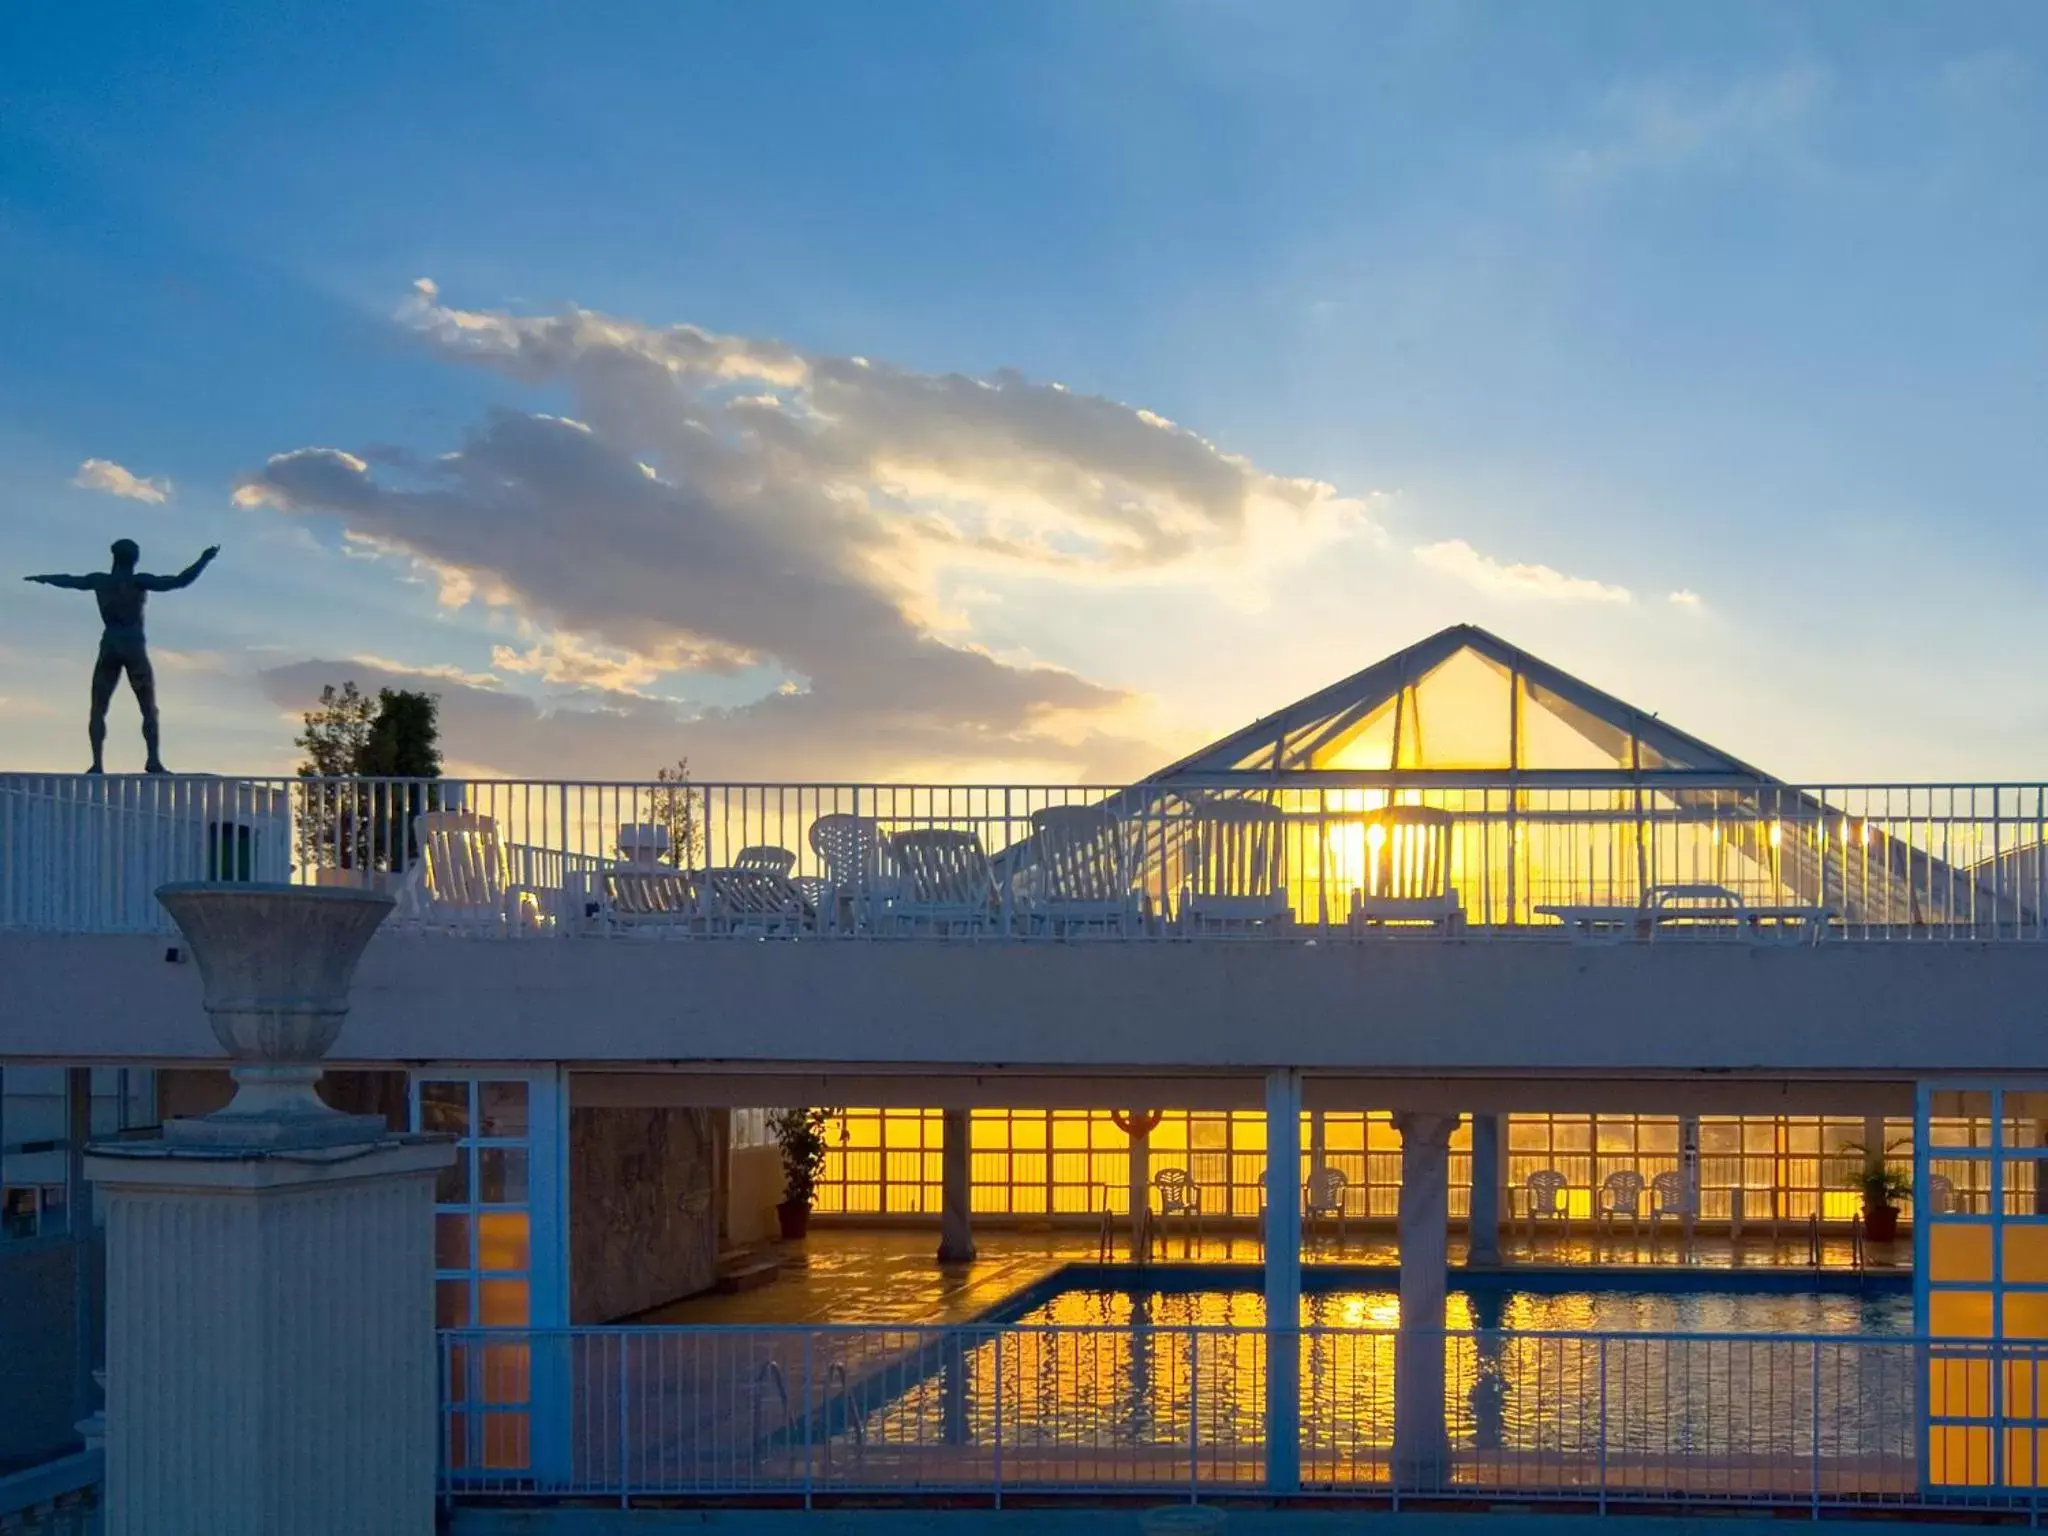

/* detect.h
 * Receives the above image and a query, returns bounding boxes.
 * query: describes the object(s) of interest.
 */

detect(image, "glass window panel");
[435,1213,473,1271]
[419,1082,471,1138]
[1930,1290,1995,1338]
[479,1149,529,1206]
[1930,1424,1993,1487]
[2007,1226,2048,1285]
[2006,1294,2048,1341]
[477,1212,530,1274]
[478,1279,530,1327]
[436,1152,471,1207]
[436,1278,473,1328]
[478,1082,528,1139]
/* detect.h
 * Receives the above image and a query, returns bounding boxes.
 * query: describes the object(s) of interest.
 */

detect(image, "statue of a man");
[24,539,220,774]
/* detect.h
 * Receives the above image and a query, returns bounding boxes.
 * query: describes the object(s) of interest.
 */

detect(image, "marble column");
[1393,1110,1458,1491]
[1466,1113,1502,1267]
[1263,1069,1304,1493]
[89,883,455,1536]
[937,1107,976,1263]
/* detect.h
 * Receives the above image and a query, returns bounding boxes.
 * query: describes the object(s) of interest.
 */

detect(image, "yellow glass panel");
[1052,1119,1090,1151]
[2007,1360,2039,1419]
[1011,1116,1046,1150]
[482,1410,531,1471]
[1931,1425,1994,1487]
[1236,1115,1267,1153]
[970,1112,1007,1150]
[2007,1430,2048,1489]
[476,1212,530,1274]
[1931,1291,1995,1338]
[1566,1189,1594,1222]
[844,1114,880,1150]
[477,1280,529,1327]
[1821,1191,1861,1222]
[2006,1225,2048,1284]
[1932,1223,1995,1284]
[2005,1294,2048,1340]
[1931,1354,1994,1416]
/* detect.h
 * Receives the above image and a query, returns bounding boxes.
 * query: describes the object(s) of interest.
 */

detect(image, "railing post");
[1188,1329,1200,1503]
[802,1331,814,1510]
[992,1327,1004,1509]
[616,1332,630,1507]
[1810,1339,1822,1518]
[1597,1335,1609,1515]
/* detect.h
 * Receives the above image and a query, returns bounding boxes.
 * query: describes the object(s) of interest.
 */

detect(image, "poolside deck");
[642,1227,1906,1327]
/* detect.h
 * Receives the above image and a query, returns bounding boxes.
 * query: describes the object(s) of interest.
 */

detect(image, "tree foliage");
[647,757,701,869]
[294,683,444,872]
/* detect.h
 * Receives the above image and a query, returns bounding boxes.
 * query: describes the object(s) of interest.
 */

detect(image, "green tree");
[294,683,444,873]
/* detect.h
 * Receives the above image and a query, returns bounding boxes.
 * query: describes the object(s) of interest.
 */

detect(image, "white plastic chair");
[1523,1169,1571,1248]
[884,828,999,933]
[1925,1172,1957,1216]
[407,812,546,934]
[1018,804,1140,934]
[1153,1168,1204,1253]
[808,814,891,931]
[1351,806,1465,932]
[1649,1169,1697,1255]
[1304,1165,1349,1250]
[601,866,700,933]
[696,868,813,937]
[732,844,796,876]
[1180,799,1290,932]
[1598,1170,1645,1239]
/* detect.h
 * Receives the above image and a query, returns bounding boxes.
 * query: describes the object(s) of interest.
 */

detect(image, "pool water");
[823,1273,1919,1473]
[1009,1282,1914,1336]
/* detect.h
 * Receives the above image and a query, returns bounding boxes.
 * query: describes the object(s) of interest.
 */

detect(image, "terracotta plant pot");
[1864,1201,1900,1243]
[776,1200,811,1241]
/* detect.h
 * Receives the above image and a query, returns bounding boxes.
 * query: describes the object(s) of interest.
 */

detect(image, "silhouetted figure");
[24,539,219,774]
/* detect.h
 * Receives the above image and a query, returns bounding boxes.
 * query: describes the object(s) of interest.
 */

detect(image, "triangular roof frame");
[1145,623,1774,781]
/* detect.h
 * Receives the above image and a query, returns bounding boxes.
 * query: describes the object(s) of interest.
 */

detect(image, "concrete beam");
[7,932,2046,1078]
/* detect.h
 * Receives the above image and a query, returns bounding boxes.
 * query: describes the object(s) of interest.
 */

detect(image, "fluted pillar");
[937,1108,976,1263]
[1393,1110,1458,1490]
[88,883,454,1536]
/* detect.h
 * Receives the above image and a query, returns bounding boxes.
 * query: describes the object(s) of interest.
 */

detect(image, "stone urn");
[155,882,395,1149]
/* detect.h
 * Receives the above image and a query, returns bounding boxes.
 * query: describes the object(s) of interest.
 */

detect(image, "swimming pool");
[995,1264,1914,1336]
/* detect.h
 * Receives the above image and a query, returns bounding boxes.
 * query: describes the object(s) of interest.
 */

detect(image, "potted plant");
[771,1107,833,1241]
[1843,1139,1912,1242]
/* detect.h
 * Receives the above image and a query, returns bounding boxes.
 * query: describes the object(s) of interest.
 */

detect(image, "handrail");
[749,1358,789,1473]
[824,1361,863,1467]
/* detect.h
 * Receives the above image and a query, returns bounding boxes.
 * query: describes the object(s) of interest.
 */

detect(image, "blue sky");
[3,2,2043,781]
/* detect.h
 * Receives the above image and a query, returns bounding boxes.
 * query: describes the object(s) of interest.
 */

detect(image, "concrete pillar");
[1392,1110,1458,1491]
[91,1139,452,1536]
[937,1107,976,1264]
[1263,1069,1304,1493]
[89,883,455,1536]
[1128,1122,1152,1260]
[1466,1113,1502,1267]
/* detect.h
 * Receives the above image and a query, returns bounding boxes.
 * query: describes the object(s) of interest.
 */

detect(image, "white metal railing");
[436,1324,2045,1510]
[8,772,2048,941]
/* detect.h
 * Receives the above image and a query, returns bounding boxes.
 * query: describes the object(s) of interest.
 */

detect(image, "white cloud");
[1553,67,1829,189]
[1413,540,1633,605]
[233,284,1391,779]
[73,458,171,504]
[1667,589,1704,610]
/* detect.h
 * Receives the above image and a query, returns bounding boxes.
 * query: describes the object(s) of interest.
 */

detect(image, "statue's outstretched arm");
[143,545,221,592]
[23,572,97,589]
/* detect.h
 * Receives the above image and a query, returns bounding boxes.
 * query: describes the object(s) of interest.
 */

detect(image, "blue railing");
[436,1324,2042,1511]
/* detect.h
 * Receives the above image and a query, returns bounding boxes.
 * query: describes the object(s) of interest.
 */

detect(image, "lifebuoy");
[1111,1108,1163,1137]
